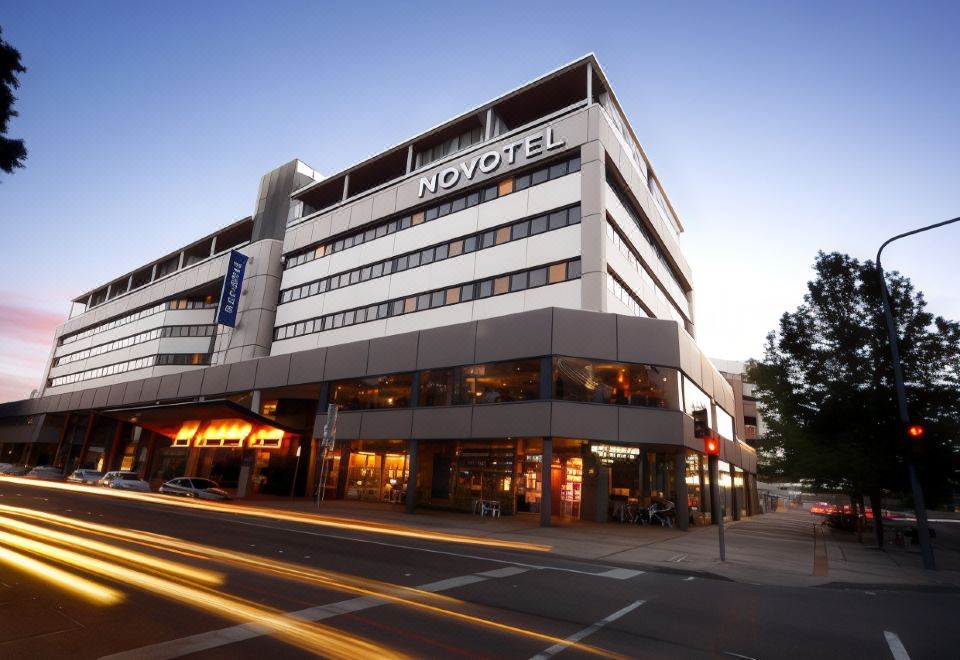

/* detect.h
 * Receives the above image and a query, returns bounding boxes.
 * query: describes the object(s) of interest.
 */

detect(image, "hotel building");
[0,55,758,527]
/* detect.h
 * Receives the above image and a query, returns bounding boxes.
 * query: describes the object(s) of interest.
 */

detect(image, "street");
[0,479,955,659]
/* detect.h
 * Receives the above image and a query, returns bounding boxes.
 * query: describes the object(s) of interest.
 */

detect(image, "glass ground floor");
[318,437,758,526]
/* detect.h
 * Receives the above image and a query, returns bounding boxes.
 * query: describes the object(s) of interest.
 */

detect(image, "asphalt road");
[0,480,955,659]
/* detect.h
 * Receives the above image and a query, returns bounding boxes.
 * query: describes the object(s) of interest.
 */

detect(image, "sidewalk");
[245,498,960,590]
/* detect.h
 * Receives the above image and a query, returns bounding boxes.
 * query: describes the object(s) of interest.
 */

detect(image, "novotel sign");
[418,126,566,198]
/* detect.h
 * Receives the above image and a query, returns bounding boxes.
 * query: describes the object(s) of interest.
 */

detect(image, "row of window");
[55,325,217,366]
[60,298,216,346]
[284,153,582,270]
[48,353,212,388]
[606,221,690,321]
[274,258,582,342]
[605,177,687,301]
[279,205,581,305]
[606,271,648,319]
[415,125,485,169]
[329,357,718,424]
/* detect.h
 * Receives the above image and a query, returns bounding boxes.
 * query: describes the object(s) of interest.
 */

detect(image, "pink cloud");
[0,302,63,345]
[0,373,42,404]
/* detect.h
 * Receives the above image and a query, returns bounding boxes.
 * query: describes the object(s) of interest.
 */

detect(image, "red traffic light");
[907,424,925,439]
[704,437,720,456]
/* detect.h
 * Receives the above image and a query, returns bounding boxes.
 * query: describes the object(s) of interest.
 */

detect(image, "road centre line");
[100,570,530,660]
[528,600,645,660]
[883,631,912,660]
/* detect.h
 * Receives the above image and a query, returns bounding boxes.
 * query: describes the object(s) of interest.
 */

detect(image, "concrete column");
[77,414,96,468]
[405,438,419,514]
[53,413,72,470]
[335,444,350,499]
[674,450,689,531]
[484,108,494,141]
[150,264,157,282]
[210,235,218,257]
[250,389,262,415]
[579,137,607,312]
[586,61,593,104]
[342,174,350,201]
[405,145,414,174]
[709,455,721,525]
[540,437,552,527]
[731,469,741,521]
[177,251,185,270]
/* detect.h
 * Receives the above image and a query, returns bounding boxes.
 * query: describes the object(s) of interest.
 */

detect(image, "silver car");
[100,471,151,492]
[159,477,230,500]
[67,469,104,484]
[26,466,64,480]
[0,463,30,476]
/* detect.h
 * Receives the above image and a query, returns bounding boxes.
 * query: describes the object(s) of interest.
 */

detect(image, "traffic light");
[907,424,925,439]
[704,436,720,456]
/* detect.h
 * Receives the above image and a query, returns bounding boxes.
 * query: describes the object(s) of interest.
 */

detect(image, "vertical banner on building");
[216,250,248,327]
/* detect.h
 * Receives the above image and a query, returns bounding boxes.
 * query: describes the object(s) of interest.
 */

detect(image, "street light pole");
[876,215,959,571]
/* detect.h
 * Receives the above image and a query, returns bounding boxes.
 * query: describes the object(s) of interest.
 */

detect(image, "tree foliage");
[0,26,27,175]
[749,252,960,507]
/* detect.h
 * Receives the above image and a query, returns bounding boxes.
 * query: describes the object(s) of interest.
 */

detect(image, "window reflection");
[419,360,540,406]
[331,374,413,410]
[682,376,712,437]
[552,357,680,409]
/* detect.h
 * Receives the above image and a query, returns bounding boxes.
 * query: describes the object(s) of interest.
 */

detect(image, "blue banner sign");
[216,250,248,327]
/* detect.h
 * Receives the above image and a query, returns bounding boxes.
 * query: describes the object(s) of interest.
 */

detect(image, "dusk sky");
[1,1,958,403]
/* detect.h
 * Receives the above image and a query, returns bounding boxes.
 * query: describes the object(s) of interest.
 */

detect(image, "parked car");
[67,469,104,484]
[159,477,230,500]
[26,465,64,480]
[100,471,151,492]
[0,463,30,476]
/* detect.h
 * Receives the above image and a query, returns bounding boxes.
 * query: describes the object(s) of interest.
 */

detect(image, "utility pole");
[876,215,959,571]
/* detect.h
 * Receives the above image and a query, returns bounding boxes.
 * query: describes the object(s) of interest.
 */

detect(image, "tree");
[749,252,960,546]
[0,26,27,174]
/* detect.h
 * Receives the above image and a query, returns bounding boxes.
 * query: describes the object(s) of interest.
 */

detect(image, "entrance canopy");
[99,400,300,449]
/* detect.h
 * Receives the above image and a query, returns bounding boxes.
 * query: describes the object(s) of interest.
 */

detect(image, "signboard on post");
[321,403,338,449]
[216,250,248,327]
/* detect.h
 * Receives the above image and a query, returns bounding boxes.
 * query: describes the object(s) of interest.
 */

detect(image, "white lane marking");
[683,576,696,581]
[884,631,911,660]
[477,566,531,578]
[101,570,517,659]
[668,554,686,563]
[528,600,645,660]
[723,652,757,660]
[595,567,644,580]
[220,516,642,579]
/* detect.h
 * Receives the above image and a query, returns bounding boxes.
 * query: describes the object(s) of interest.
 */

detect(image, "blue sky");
[1,1,958,402]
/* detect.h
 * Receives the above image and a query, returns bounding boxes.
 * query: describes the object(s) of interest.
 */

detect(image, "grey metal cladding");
[68,389,85,411]
[157,374,182,400]
[618,406,686,446]
[122,379,144,405]
[475,308,553,363]
[416,322,477,370]
[616,315,681,368]
[553,308,617,361]
[552,401,617,442]
[106,383,127,407]
[288,347,326,385]
[359,409,413,439]
[92,386,111,409]
[140,377,162,403]
[252,161,299,242]
[179,369,205,398]
[327,411,360,439]
[471,402,551,438]
[226,360,257,393]
[322,342,368,381]
[367,333,418,375]
[412,407,472,439]
[254,354,291,390]
[79,387,97,410]
[199,365,229,396]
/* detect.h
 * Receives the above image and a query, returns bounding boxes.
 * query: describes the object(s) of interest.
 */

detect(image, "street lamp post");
[876,215,959,571]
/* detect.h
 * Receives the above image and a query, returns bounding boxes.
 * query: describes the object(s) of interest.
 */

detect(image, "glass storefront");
[553,357,680,409]
[419,359,540,406]
[346,450,409,502]
[331,374,414,410]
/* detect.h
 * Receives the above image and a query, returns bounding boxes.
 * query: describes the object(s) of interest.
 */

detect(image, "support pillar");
[53,413,72,471]
[77,414,96,469]
[405,438,419,514]
[104,421,126,472]
[674,450,689,531]
[540,437,553,527]
[731,469,741,521]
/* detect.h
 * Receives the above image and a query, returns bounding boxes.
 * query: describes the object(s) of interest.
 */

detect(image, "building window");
[553,357,680,409]
[419,360,540,406]
[683,376,712,438]
[330,374,413,410]
[284,153,581,269]
[274,257,581,342]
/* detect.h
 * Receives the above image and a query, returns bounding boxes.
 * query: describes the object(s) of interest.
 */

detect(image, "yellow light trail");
[0,513,223,586]
[0,528,406,660]
[0,476,551,552]
[0,543,123,605]
[0,504,624,659]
